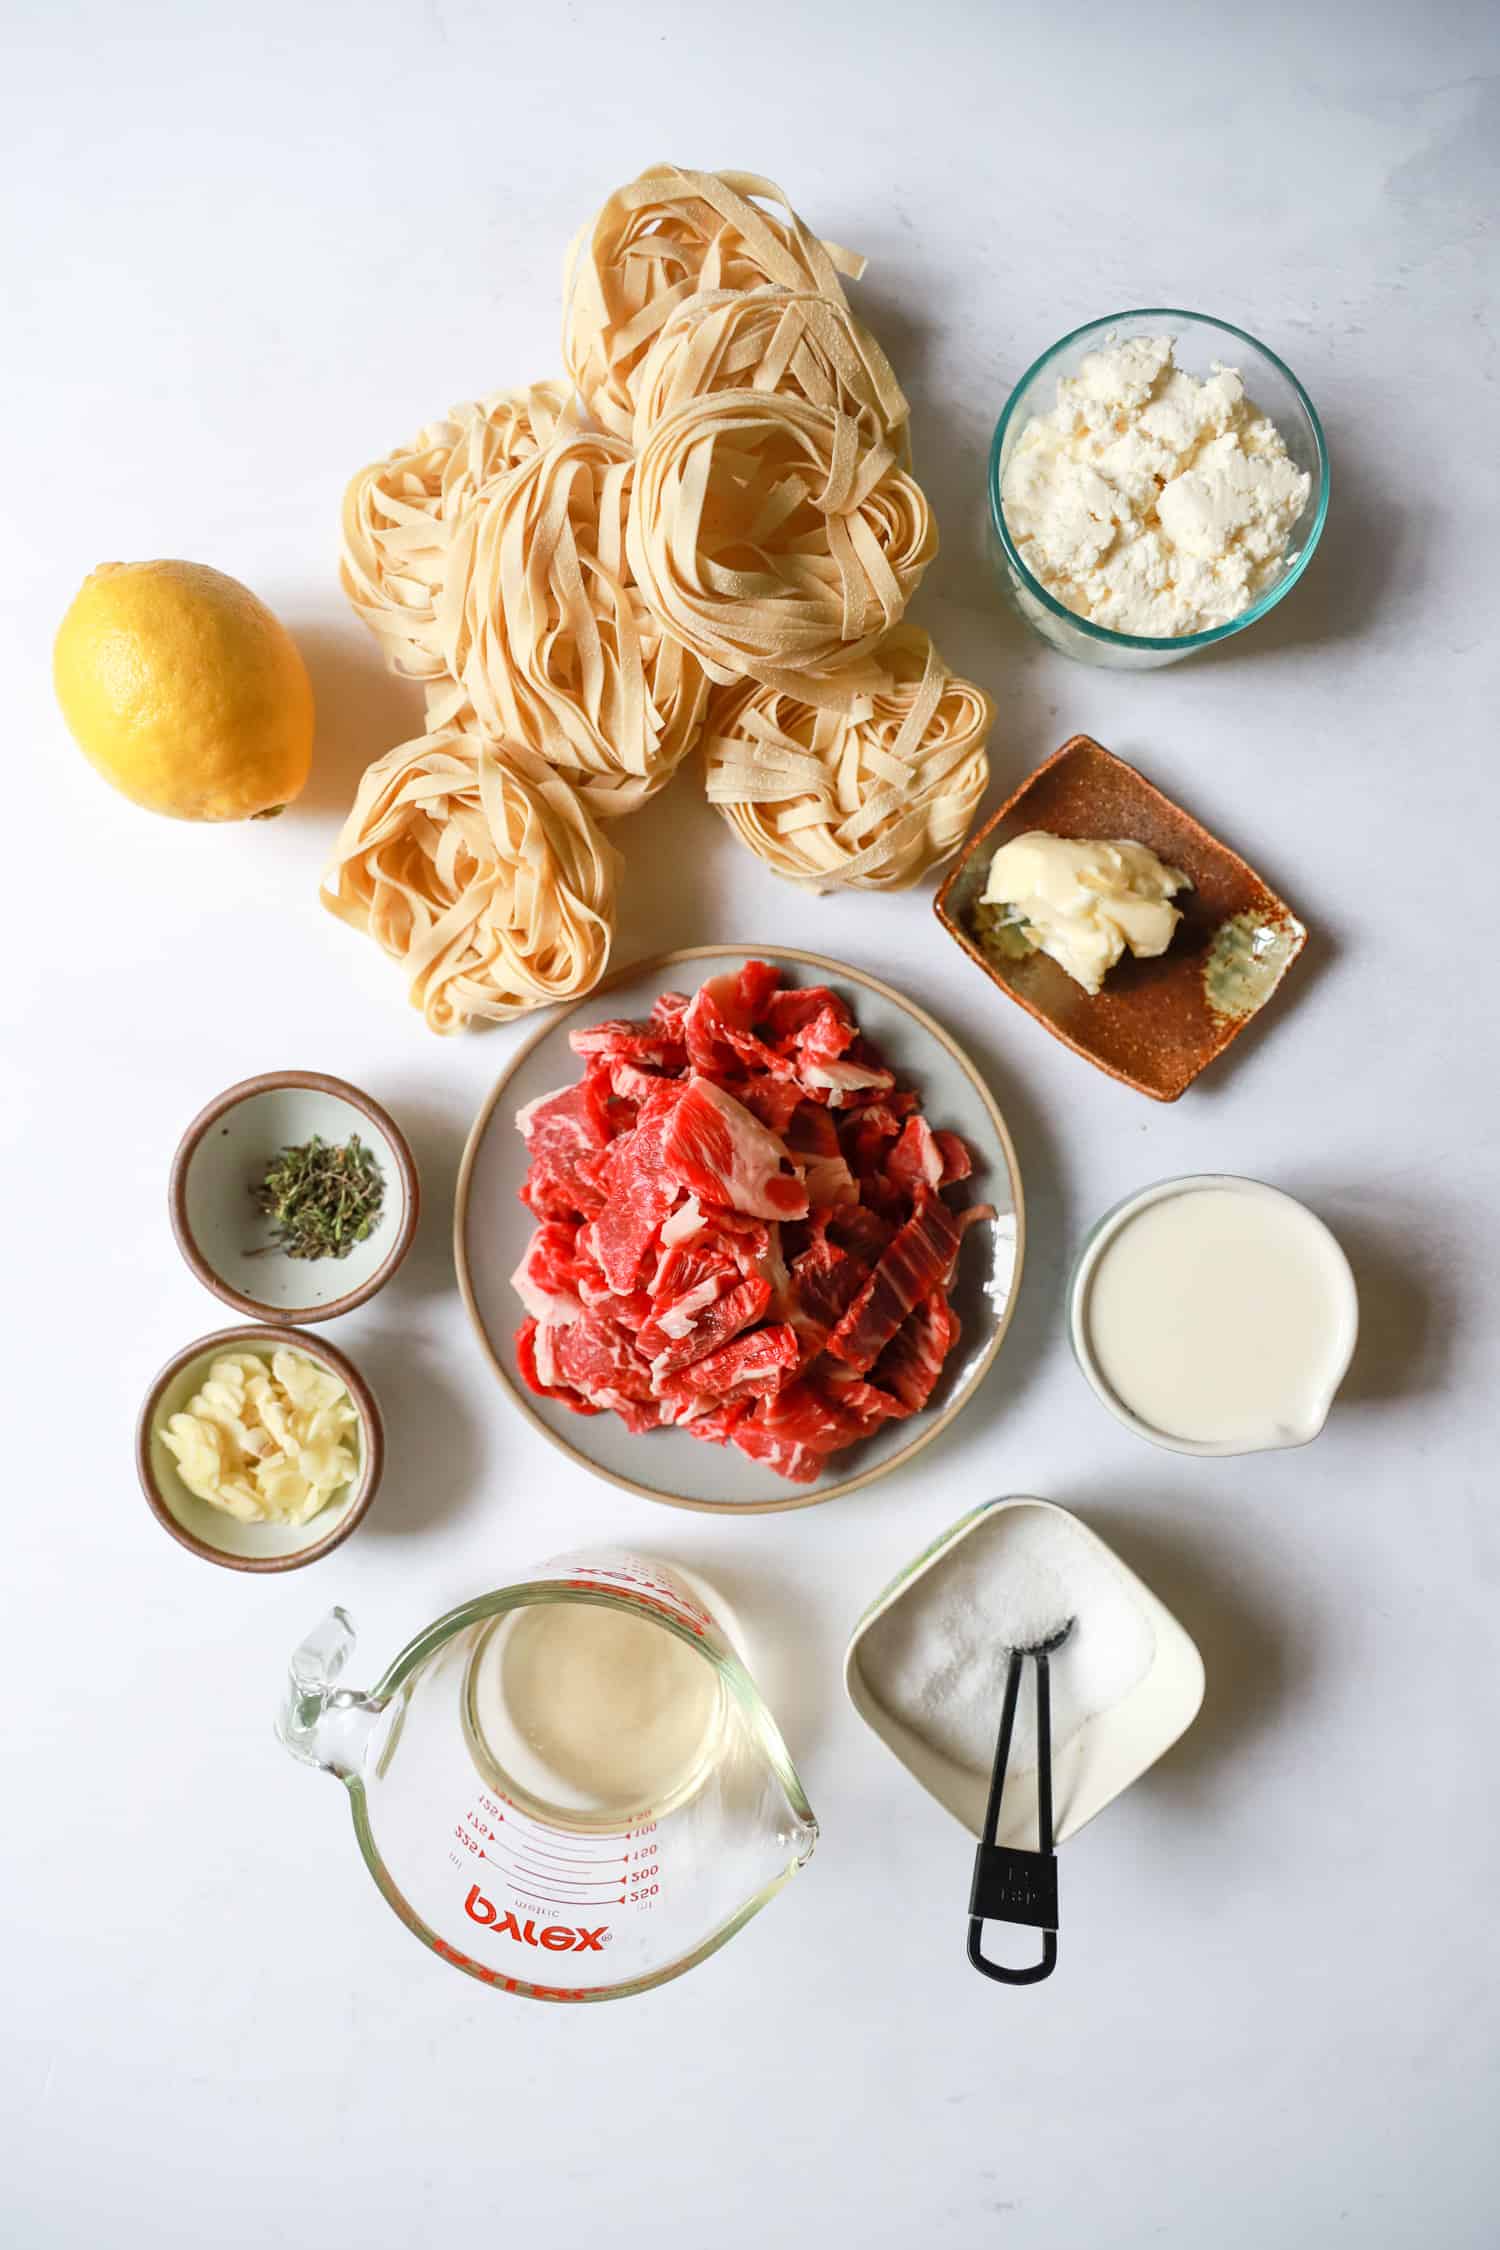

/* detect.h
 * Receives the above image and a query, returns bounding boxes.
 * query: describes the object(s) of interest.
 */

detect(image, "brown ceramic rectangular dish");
[934,736,1307,1101]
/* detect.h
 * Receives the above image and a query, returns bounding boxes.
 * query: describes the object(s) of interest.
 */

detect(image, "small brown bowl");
[170,1070,419,1323]
[137,1325,384,1572]
[934,736,1307,1101]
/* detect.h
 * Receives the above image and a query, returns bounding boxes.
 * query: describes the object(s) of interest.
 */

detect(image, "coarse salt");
[861,1507,1156,1777]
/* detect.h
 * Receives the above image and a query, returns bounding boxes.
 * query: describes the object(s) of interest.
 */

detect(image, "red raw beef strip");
[685,970,795,1082]
[795,1050,896,1103]
[661,1076,808,1220]
[723,1415,822,1485]
[652,1203,770,1287]
[870,1289,960,1414]
[783,999,893,1103]
[515,1080,612,1218]
[789,1238,862,1329]
[786,1101,857,1206]
[612,1397,670,1435]
[656,1321,798,1408]
[648,1236,737,1309]
[683,975,746,1076]
[516,1318,599,1414]
[576,1275,656,1328]
[706,1209,773,1275]
[551,1312,657,1410]
[840,1104,905,1177]
[752,1379,855,1456]
[587,1080,687,1293]
[756,1368,901,1450]
[650,991,690,1035]
[763,985,854,1046]
[934,1130,973,1186]
[887,1114,944,1194]
[587,1054,665,1106]
[825,1202,896,1263]
[736,1075,804,1134]
[569,1018,686,1072]
[643,1272,772,1379]
[511,1221,590,1321]
[735,959,782,1019]
[824,1194,963,1374]
[818,1369,909,1434]
[649,1213,781,1326]
[681,1400,750,1442]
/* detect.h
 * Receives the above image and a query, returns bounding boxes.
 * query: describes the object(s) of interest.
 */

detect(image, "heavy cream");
[1072,1178,1358,1454]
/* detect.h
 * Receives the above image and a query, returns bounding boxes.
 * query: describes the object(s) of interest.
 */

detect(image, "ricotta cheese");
[1000,335,1310,638]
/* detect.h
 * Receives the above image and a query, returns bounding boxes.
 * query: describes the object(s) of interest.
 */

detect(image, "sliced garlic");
[159,1350,360,1526]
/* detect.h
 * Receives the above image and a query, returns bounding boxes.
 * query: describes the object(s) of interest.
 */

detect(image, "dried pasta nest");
[321,722,619,1034]
[632,284,908,457]
[626,390,936,698]
[704,625,992,891]
[339,381,573,680]
[563,164,867,440]
[435,423,708,821]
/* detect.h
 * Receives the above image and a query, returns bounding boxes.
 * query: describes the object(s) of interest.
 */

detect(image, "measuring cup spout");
[275,1607,383,1781]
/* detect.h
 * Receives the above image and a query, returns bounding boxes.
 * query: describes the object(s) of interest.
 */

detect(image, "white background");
[4,2,1497,2243]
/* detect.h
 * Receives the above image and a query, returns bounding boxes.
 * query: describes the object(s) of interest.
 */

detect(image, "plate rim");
[452,943,1027,1516]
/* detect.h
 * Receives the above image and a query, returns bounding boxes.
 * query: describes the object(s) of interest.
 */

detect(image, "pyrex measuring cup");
[277,1549,817,2000]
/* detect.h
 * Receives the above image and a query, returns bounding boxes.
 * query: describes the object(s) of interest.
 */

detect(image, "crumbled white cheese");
[1000,335,1310,638]
[981,831,1190,995]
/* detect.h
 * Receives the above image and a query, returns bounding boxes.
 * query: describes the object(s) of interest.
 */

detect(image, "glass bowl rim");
[987,307,1330,654]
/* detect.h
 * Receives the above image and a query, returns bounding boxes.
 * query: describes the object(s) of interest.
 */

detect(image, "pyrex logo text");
[465,1885,608,1952]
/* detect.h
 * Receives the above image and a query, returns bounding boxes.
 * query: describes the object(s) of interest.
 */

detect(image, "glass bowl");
[988,310,1329,671]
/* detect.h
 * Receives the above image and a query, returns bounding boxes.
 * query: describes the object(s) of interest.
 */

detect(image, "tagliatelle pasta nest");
[564,165,868,440]
[339,382,573,679]
[703,626,993,891]
[631,285,908,456]
[433,425,708,820]
[321,723,620,1033]
[328,166,996,1029]
[627,391,937,698]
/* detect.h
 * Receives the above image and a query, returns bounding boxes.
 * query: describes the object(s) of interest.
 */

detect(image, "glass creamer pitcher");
[277,1549,818,2001]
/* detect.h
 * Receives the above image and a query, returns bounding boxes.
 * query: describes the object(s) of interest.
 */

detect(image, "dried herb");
[969,896,1037,967]
[250,1133,385,1261]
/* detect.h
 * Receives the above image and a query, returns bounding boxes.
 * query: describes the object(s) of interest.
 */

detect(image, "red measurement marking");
[559,1574,709,1637]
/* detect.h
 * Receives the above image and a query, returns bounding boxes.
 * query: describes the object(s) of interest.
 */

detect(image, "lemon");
[53,560,316,821]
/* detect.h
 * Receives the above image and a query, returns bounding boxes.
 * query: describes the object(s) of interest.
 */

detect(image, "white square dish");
[844,1497,1205,1846]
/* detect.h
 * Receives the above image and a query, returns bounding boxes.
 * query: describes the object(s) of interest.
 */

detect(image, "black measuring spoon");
[966,1617,1075,1986]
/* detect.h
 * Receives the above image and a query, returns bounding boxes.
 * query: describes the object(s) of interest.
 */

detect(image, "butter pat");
[1000,335,1310,638]
[981,832,1189,995]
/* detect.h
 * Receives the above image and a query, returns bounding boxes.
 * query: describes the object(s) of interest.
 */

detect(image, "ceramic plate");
[455,946,1024,1513]
[934,737,1308,1101]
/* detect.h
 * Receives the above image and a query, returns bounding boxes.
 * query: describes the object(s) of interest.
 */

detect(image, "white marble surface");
[4,3,1497,2243]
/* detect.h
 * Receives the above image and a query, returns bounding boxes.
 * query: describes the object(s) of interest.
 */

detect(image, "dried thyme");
[250,1134,385,1261]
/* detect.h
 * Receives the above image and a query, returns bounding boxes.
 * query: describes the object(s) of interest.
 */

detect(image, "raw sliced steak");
[662,1076,809,1220]
[824,1194,963,1375]
[509,965,988,1484]
[515,1080,612,1218]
